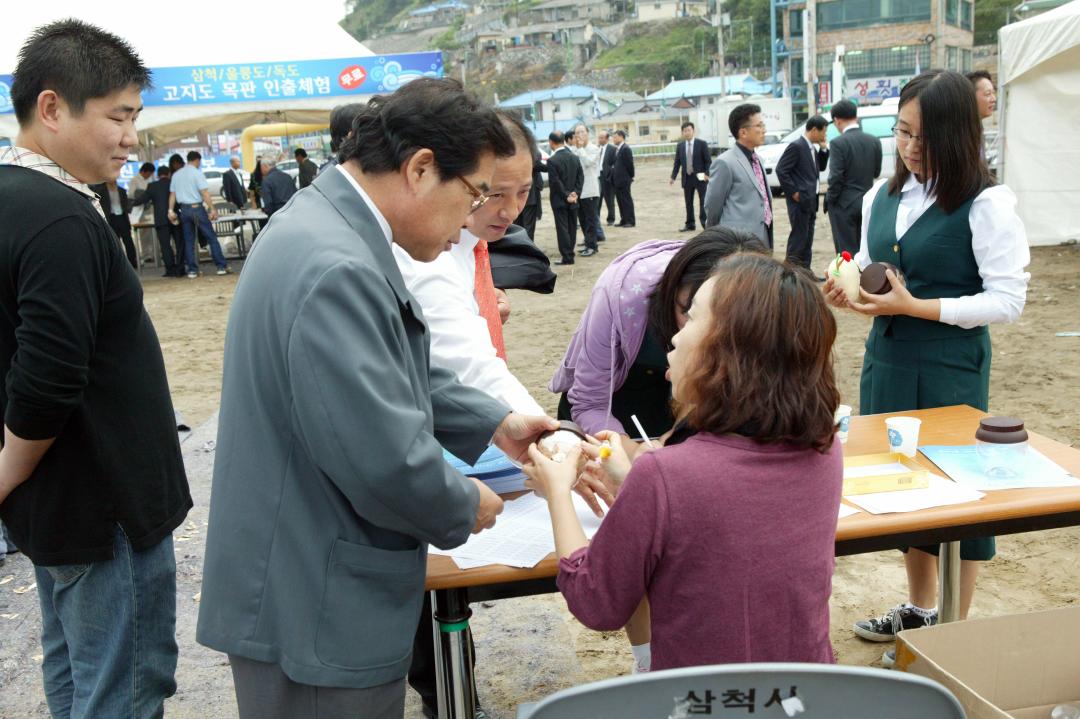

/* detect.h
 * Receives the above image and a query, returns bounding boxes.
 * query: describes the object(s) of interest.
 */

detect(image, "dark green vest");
[867,183,986,341]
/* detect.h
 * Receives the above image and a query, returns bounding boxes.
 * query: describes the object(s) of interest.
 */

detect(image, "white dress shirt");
[392,229,545,415]
[335,164,392,248]
[856,175,1030,329]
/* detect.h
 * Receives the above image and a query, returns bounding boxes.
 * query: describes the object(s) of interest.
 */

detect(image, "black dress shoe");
[555,259,575,265]
[579,248,598,257]
[679,225,695,232]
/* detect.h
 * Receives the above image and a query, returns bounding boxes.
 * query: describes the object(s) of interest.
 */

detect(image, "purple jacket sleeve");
[566,289,627,435]
[556,452,668,631]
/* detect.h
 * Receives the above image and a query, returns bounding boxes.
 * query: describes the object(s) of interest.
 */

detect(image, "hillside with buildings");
[340,0,1033,139]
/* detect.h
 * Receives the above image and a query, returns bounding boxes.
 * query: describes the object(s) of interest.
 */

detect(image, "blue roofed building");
[498,85,641,124]
[645,74,776,108]
[403,1,470,29]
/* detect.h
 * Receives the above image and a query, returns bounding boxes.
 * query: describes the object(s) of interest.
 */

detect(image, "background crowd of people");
[0,15,1027,719]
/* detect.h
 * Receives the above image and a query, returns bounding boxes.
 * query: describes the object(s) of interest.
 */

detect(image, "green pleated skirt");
[860,327,996,561]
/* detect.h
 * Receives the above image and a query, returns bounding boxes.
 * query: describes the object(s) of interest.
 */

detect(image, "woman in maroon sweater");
[524,255,844,670]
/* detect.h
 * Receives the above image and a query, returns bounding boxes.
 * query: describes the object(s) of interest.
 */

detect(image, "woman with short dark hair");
[526,254,844,670]
[824,70,1030,662]
[550,228,769,440]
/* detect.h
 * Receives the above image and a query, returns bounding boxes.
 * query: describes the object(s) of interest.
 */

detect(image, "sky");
[2,1,362,71]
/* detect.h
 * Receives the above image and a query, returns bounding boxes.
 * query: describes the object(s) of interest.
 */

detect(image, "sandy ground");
[2,160,1079,718]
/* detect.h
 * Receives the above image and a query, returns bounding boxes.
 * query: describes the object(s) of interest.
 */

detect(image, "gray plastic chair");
[516,663,965,719]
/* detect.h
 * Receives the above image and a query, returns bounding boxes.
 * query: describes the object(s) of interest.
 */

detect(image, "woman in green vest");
[824,70,1030,663]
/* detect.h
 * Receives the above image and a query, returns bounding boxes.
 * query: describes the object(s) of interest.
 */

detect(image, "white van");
[757,98,898,196]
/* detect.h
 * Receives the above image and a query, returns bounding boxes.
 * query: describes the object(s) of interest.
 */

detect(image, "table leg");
[432,588,476,719]
[937,541,962,623]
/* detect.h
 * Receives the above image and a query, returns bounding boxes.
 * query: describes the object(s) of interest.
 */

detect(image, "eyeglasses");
[892,126,925,145]
[458,176,489,213]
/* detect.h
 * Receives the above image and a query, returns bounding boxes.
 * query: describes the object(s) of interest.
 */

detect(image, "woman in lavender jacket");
[527,254,844,670]
[550,230,768,439]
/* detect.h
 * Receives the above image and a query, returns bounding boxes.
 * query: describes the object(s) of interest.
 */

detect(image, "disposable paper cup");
[885,416,922,458]
[834,405,853,444]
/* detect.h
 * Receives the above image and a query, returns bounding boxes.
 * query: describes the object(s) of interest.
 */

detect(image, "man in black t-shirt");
[0,20,190,718]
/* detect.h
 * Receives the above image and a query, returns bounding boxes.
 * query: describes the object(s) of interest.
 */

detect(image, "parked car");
[763,130,790,146]
[275,159,302,189]
[757,99,899,197]
[203,168,227,198]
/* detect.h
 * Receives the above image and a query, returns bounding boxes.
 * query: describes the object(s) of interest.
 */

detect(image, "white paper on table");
[919,445,1080,491]
[430,492,605,569]
[844,475,985,515]
[838,503,861,519]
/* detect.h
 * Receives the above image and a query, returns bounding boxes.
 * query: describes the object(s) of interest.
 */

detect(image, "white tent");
[0,1,373,143]
[999,0,1080,246]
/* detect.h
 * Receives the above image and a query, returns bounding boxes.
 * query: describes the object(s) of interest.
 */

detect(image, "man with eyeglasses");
[197,79,559,718]
[704,103,775,248]
[825,99,882,256]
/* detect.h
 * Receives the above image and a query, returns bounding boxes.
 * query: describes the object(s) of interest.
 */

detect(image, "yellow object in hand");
[598,442,612,460]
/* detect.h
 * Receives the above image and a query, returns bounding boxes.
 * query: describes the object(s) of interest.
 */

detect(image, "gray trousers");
[230,654,406,719]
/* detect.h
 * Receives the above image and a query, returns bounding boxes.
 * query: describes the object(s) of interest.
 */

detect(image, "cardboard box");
[896,606,1080,719]
[842,452,932,495]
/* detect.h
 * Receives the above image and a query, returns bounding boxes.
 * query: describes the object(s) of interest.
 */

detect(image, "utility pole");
[805,0,817,115]
[716,1,726,96]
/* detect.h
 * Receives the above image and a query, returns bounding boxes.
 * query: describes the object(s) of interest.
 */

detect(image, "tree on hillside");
[974,0,1013,46]
[341,0,415,41]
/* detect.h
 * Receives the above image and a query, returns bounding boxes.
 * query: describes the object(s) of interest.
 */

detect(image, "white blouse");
[854,175,1030,329]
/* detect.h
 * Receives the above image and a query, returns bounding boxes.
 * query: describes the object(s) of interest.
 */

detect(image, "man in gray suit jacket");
[825,99,882,255]
[196,79,557,719]
[704,103,774,248]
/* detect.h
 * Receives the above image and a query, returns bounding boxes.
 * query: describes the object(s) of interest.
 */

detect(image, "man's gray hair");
[260,156,278,169]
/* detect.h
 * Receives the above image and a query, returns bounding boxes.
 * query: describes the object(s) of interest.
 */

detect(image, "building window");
[818,0,931,31]
[946,46,958,70]
[640,125,651,136]
[659,133,669,142]
[554,103,562,113]
[946,0,958,25]
[820,45,931,79]
[790,9,803,37]
[961,48,972,72]
[961,0,973,30]
[791,57,805,83]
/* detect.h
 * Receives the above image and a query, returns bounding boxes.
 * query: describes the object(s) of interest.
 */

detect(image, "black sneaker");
[853,604,937,642]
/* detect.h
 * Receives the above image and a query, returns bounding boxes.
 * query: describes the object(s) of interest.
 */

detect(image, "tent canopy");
[999,0,1080,84]
[0,1,373,143]
[999,0,1080,246]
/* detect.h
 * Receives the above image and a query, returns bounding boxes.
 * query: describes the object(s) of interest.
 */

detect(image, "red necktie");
[473,239,506,361]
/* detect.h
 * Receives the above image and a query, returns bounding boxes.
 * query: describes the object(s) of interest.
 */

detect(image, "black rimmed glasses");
[458,176,489,213]
[892,126,925,145]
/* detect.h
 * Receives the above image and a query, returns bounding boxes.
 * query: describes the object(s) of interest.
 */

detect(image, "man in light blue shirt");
[167,150,230,278]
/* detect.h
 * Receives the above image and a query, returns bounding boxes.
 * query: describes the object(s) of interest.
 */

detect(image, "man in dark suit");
[294,148,318,189]
[260,157,298,217]
[826,99,882,255]
[669,121,712,231]
[89,179,138,268]
[222,155,248,209]
[545,131,584,265]
[611,129,635,227]
[133,166,185,276]
[776,115,830,270]
[513,143,545,241]
[598,129,616,225]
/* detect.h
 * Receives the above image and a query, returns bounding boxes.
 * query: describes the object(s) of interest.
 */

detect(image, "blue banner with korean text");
[0,74,13,114]
[0,53,443,113]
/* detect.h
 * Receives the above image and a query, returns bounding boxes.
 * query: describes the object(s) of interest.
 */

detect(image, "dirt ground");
[2,160,1079,718]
